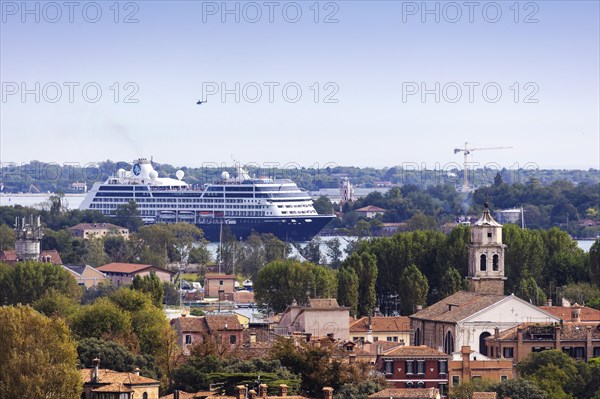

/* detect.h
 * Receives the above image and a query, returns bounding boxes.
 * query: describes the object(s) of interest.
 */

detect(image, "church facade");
[409,204,559,355]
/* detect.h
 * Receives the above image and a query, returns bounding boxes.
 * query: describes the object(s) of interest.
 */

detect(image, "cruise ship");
[79,158,334,241]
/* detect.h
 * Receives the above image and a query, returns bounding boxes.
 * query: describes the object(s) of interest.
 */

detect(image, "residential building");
[171,314,243,355]
[62,264,109,288]
[70,222,130,239]
[377,345,450,395]
[0,249,63,265]
[204,273,236,297]
[338,340,404,364]
[486,320,600,364]
[540,303,600,322]
[368,388,441,399]
[355,205,387,219]
[275,298,350,341]
[410,205,559,355]
[81,358,160,399]
[96,263,174,286]
[350,316,411,344]
[448,346,513,389]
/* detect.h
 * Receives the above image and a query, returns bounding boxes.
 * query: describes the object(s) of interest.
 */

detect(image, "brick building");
[81,358,160,399]
[448,346,513,388]
[171,314,243,355]
[275,298,350,341]
[350,316,411,344]
[96,263,174,287]
[204,273,236,297]
[377,345,450,395]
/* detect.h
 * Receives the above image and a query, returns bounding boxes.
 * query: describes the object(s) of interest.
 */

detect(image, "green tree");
[33,290,80,319]
[590,240,600,286]
[300,237,324,265]
[449,378,494,399]
[0,261,82,305]
[398,264,429,315]
[0,223,15,250]
[114,200,143,232]
[0,305,82,399]
[491,378,547,399]
[342,253,378,316]
[439,267,465,299]
[77,338,158,378]
[326,238,343,268]
[254,259,337,312]
[517,350,583,399]
[337,266,359,316]
[83,237,110,266]
[313,196,334,215]
[518,276,547,306]
[104,235,131,263]
[132,273,165,307]
[71,297,132,342]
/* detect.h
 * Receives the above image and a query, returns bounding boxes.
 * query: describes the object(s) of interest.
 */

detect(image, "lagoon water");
[1,194,595,252]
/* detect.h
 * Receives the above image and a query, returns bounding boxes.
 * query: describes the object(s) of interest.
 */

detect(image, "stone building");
[410,204,559,355]
[350,316,411,344]
[275,298,350,341]
[81,358,160,399]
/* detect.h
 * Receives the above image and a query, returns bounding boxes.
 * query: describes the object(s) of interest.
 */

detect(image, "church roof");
[472,206,502,227]
[410,291,506,323]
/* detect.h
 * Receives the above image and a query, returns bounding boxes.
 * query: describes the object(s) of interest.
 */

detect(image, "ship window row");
[224,211,266,217]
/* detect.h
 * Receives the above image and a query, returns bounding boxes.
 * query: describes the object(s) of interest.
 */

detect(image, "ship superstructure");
[79,158,334,241]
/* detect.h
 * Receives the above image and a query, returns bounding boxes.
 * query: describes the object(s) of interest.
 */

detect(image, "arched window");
[480,254,487,271]
[143,393,148,399]
[417,381,425,388]
[415,328,422,346]
[492,254,499,271]
[444,331,454,354]
[479,332,491,356]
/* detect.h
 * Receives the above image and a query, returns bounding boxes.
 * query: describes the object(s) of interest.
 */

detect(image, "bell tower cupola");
[467,202,506,295]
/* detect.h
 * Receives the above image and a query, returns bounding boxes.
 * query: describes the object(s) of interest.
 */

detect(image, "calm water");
[1,194,595,252]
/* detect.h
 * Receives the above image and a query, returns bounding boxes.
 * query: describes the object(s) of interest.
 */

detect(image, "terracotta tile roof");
[93,382,134,393]
[350,316,411,333]
[0,249,63,265]
[493,322,600,341]
[80,369,159,386]
[70,223,127,231]
[381,345,449,358]
[356,205,387,213]
[472,393,496,399]
[369,388,440,398]
[174,316,209,333]
[204,273,236,279]
[308,298,340,309]
[0,250,17,262]
[540,306,600,322]
[97,262,174,275]
[160,391,199,399]
[234,291,255,304]
[205,314,243,331]
[410,291,506,323]
[97,262,153,273]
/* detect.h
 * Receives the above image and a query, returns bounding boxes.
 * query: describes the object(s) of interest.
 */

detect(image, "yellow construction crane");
[454,142,513,192]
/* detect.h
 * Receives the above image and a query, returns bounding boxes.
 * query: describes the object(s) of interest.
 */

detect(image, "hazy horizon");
[2,1,599,169]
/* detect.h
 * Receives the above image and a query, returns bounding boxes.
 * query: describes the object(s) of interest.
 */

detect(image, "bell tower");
[467,203,506,295]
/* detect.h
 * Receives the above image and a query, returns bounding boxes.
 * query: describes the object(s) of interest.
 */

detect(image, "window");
[417,360,425,375]
[405,382,414,388]
[480,254,487,271]
[417,381,425,388]
[219,280,224,285]
[479,332,491,356]
[384,361,393,375]
[185,334,192,345]
[452,376,460,386]
[503,347,514,358]
[438,383,448,396]
[414,328,421,346]
[439,360,448,374]
[406,360,414,374]
[493,254,499,271]
[594,347,600,358]
[143,394,148,399]
[487,232,492,238]
[229,335,237,344]
[444,331,454,354]
[501,375,508,382]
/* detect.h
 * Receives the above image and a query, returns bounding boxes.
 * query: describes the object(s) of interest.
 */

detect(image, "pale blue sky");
[1,1,599,169]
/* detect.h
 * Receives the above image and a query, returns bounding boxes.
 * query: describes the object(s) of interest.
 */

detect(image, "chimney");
[249,390,257,399]
[494,327,500,338]
[174,390,180,399]
[235,385,247,399]
[278,384,288,397]
[571,303,582,322]
[416,305,423,311]
[322,387,334,399]
[134,367,140,376]
[546,298,552,306]
[92,358,100,383]
[258,384,268,398]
